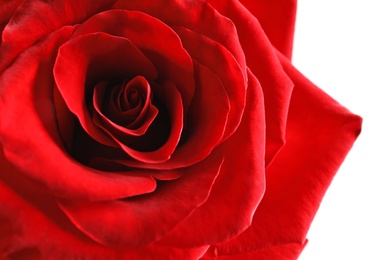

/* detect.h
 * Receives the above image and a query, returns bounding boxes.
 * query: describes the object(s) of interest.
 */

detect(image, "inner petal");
[120,78,144,112]
[95,76,154,129]
[92,78,158,138]
[53,32,158,147]
[72,10,195,114]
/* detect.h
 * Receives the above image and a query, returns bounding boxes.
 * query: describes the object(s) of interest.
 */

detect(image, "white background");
[293,1,390,259]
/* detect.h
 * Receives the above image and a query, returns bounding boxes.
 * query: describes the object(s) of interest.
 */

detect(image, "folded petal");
[208,0,295,166]
[93,80,184,164]
[158,69,266,247]
[92,78,158,136]
[72,10,195,113]
[0,150,209,259]
[58,152,223,247]
[202,241,307,259]
[0,0,116,71]
[0,27,157,200]
[0,0,24,44]
[208,53,362,255]
[54,32,158,147]
[113,0,247,76]
[239,0,297,59]
[174,26,246,141]
[111,61,230,169]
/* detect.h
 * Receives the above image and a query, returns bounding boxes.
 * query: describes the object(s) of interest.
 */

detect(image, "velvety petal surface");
[174,26,246,141]
[209,0,294,166]
[157,69,265,247]
[92,77,159,136]
[202,240,307,259]
[0,0,24,44]
[54,32,158,147]
[0,26,157,200]
[111,61,230,170]
[113,0,247,75]
[58,152,223,247]
[0,0,117,71]
[72,10,195,113]
[206,53,362,256]
[0,1,362,259]
[92,80,184,164]
[0,150,209,259]
[239,0,297,59]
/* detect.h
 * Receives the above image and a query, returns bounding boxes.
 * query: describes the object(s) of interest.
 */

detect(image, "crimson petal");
[209,0,295,166]
[92,78,159,137]
[58,153,224,247]
[158,69,266,247]
[208,53,362,255]
[0,0,117,72]
[0,0,24,45]
[113,0,247,76]
[72,10,195,113]
[239,0,297,60]
[112,61,230,169]
[54,32,158,147]
[174,26,246,142]
[93,80,183,163]
[202,240,307,259]
[0,151,209,259]
[0,27,156,200]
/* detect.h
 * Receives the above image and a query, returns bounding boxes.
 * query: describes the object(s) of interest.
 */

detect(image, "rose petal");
[113,0,247,76]
[209,0,295,166]
[0,151,209,258]
[53,82,76,152]
[202,240,307,259]
[72,10,195,113]
[239,0,297,60]
[0,0,117,71]
[173,26,246,141]
[92,78,158,137]
[0,0,24,44]
[111,61,230,169]
[0,27,157,200]
[98,81,139,119]
[54,32,158,147]
[157,69,266,247]
[58,152,224,247]
[93,80,184,164]
[0,147,95,247]
[207,53,362,255]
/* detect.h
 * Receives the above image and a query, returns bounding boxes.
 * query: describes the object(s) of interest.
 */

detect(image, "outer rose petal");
[113,0,247,75]
[202,240,307,259]
[0,0,24,44]
[206,53,362,256]
[58,152,223,247]
[0,0,117,71]
[208,0,294,166]
[0,151,209,259]
[173,26,246,141]
[158,69,265,247]
[239,0,297,59]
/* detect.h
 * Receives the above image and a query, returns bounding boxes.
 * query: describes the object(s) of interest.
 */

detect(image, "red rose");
[0,0,361,259]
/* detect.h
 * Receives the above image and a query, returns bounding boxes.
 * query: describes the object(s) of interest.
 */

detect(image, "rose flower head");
[0,0,361,259]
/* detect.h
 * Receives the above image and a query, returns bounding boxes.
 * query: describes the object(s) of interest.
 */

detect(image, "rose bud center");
[93,76,155,129]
